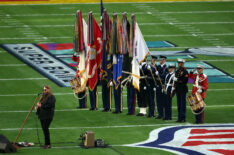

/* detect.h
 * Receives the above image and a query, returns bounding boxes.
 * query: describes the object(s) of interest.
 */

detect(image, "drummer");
[189,64,208,124]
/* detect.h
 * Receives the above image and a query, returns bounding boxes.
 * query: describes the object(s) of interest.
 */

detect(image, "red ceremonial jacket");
[188,72,208,99]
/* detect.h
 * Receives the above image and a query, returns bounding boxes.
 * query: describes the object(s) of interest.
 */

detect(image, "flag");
[112,14,123,89]
[100,0,104,16]
[121,13,132,82]
[87,12,102,91]
[73,10,84,53]
[113,54,123,89]
[121,12,130,55]
[101,10,112,86]
[131,19,150,90]
[101,10,108,82]
[78,19,88,90]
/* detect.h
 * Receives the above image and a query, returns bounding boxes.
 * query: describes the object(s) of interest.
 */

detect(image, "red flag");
[87,13,102,90]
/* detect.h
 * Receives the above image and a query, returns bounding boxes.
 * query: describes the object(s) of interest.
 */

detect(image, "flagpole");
[149,54,167,94]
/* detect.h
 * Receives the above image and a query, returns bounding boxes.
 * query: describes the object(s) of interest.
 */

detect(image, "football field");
[0,1,234,154]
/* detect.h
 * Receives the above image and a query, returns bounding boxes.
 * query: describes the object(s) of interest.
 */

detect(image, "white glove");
[109,81,113,87]
[153,88,156,91]
[197,89,202,93]
[171,87,175,91]
[155,71,159,76]
[143,86,147,90]
[173,77,177,81]
[197,86,202,89]
[139,65,142,70]
[161,89,164,93]
[147,65,151,70]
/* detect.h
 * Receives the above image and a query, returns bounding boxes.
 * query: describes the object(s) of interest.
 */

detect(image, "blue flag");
[100,0,104,16]
[113,54,123,89]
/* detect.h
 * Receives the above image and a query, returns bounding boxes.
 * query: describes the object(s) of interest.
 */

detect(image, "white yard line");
[0,64,27,66]
[202,60,234,62]
[145,33,234,37]
[1,33,234,40]
[0,105,233,113]
[1,88,234,97]
[0,123,189,131]
[1,21,234,28]
[161,10,234,14]
[0,78,47,81]
[0,36,71,40]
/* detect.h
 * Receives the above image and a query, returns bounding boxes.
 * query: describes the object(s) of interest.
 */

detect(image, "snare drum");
[70,77,86,94]
[187,92,205,115]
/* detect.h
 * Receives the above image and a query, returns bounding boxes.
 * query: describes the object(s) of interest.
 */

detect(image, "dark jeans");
[40,119,52,145]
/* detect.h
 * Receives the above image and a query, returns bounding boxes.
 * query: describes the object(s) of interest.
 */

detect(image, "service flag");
[87,12,102,90]
[131,19,150,90]
[73,10,84,53]
[78,18,88,90]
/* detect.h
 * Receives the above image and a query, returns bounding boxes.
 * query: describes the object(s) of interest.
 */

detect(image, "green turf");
[1,1,234,155]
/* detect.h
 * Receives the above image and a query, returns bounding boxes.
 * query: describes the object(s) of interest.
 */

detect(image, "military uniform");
[188,64,208,124]
[101,54,112,112]
[122,54,136,115]
[146,56,158,117]
[174,59,188,122]
[155,55,168,119]
[137,62,149,116]
[163,64,175,120]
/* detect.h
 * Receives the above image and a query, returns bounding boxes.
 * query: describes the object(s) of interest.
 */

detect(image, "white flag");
[132,22,149,91]
[78,19,88,90]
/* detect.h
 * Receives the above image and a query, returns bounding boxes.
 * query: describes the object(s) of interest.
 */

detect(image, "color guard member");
[173,58,188,123]
[189,64,208,124]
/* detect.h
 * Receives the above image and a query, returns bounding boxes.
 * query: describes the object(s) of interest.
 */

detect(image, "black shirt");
[37,95,56,120]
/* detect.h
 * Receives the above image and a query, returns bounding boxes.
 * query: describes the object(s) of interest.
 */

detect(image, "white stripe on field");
[145,33,234,37]
[0,36,71,40]
[0,64,27,66]
[202,59,234,62]
[161,10,234,14]
[1,33,234,40]
[1,123,234,131]
[0,105,233,113]
[0,123,189,131]
[1,88,234,97]
[1,21,234,28]
[0,78,47,81]
[1,1,234,6]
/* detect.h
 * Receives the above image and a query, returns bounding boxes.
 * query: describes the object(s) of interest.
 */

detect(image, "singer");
[35,85,56,149]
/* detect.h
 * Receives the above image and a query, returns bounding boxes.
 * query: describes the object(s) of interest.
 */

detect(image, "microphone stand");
[13,93,42,148]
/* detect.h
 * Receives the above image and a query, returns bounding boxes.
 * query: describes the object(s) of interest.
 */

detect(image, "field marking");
[1,21,234,28]
[1,88,234,97]
[0,64,27,66]
[0,78,47,81]
[0,36,71,40]
[145,33,234,37]
[0,123,191,131]
[0,105,234,113]
[1,123,234,131]
[161,10,234,14]
[1,1,234,6]
[1,32,234,40]
[202,60,234,62]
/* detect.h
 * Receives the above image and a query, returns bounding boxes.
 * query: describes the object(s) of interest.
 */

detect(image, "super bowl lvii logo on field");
[125,124,234,155]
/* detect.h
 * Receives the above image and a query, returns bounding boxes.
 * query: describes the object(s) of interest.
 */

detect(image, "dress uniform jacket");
[188,72,208,99]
